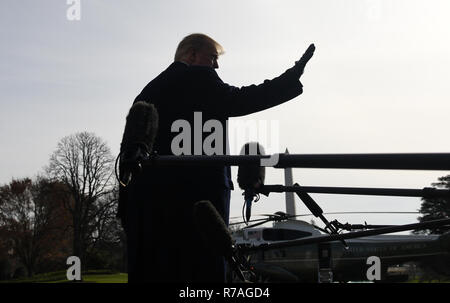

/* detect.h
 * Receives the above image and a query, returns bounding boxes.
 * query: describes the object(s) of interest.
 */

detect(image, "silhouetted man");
[119,33,315,282]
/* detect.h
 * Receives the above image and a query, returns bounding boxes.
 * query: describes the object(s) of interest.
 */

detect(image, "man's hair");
[174,33,224,61]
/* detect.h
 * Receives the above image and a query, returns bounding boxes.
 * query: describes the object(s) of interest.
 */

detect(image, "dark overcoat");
[121,61,303,282]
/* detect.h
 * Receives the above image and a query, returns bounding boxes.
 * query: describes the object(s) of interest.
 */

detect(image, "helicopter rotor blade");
[229,211,420,227]
[243,219,273,229]
[233,211,420,219]
[294,211,420,217]
[228,218,270,225]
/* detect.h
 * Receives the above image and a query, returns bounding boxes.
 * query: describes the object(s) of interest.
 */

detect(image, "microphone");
[193,200,248,282]
[238,142,266,223]
[119,101,159,185]
[193,200,234,258]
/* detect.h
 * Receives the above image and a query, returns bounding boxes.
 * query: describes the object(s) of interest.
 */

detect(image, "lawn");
[81,273,127,283]
[0,270,128,283]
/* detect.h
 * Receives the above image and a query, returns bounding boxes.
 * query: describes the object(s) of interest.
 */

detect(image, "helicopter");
[227,161,450,283]
[230,211,450,283]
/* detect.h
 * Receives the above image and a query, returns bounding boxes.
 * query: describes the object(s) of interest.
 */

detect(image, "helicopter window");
[244,230,262,241]
[263,229,312,241]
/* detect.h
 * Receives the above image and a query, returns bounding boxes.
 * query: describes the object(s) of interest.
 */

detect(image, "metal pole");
[259,185,450,198]
[142,153,450,170]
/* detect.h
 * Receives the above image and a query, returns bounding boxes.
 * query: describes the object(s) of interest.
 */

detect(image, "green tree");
[417,175,450,234]
[0,178,71,277]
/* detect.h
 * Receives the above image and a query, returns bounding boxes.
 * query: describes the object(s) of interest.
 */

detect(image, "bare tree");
[46,132,116,267]
[89,186,122,247]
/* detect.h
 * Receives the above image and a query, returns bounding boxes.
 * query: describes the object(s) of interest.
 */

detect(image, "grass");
[3,271,447,283]
[80,273,127,283]
[0,270,128,283]
[407,278,450,283]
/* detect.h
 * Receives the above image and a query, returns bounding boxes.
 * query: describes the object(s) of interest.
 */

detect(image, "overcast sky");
[1,0,450,229]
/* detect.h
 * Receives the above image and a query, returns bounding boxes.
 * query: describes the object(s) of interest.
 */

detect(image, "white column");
[284,149,296,216]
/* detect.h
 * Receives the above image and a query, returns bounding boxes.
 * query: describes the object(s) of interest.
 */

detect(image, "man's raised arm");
[200,43,316,117]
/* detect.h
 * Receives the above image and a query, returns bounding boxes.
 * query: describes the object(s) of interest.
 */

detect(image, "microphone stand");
[228,247,251,282]
[291,183,348,249]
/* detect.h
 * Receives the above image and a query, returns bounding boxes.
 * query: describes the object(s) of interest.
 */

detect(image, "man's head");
[174,33,224,69]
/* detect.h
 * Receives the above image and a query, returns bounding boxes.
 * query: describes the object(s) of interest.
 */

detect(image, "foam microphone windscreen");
[193,200,234,258]
[120,101,159,155]
[237,142,266,190]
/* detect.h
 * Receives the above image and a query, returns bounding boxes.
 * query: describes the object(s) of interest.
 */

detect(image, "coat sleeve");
[191,66,304,118]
